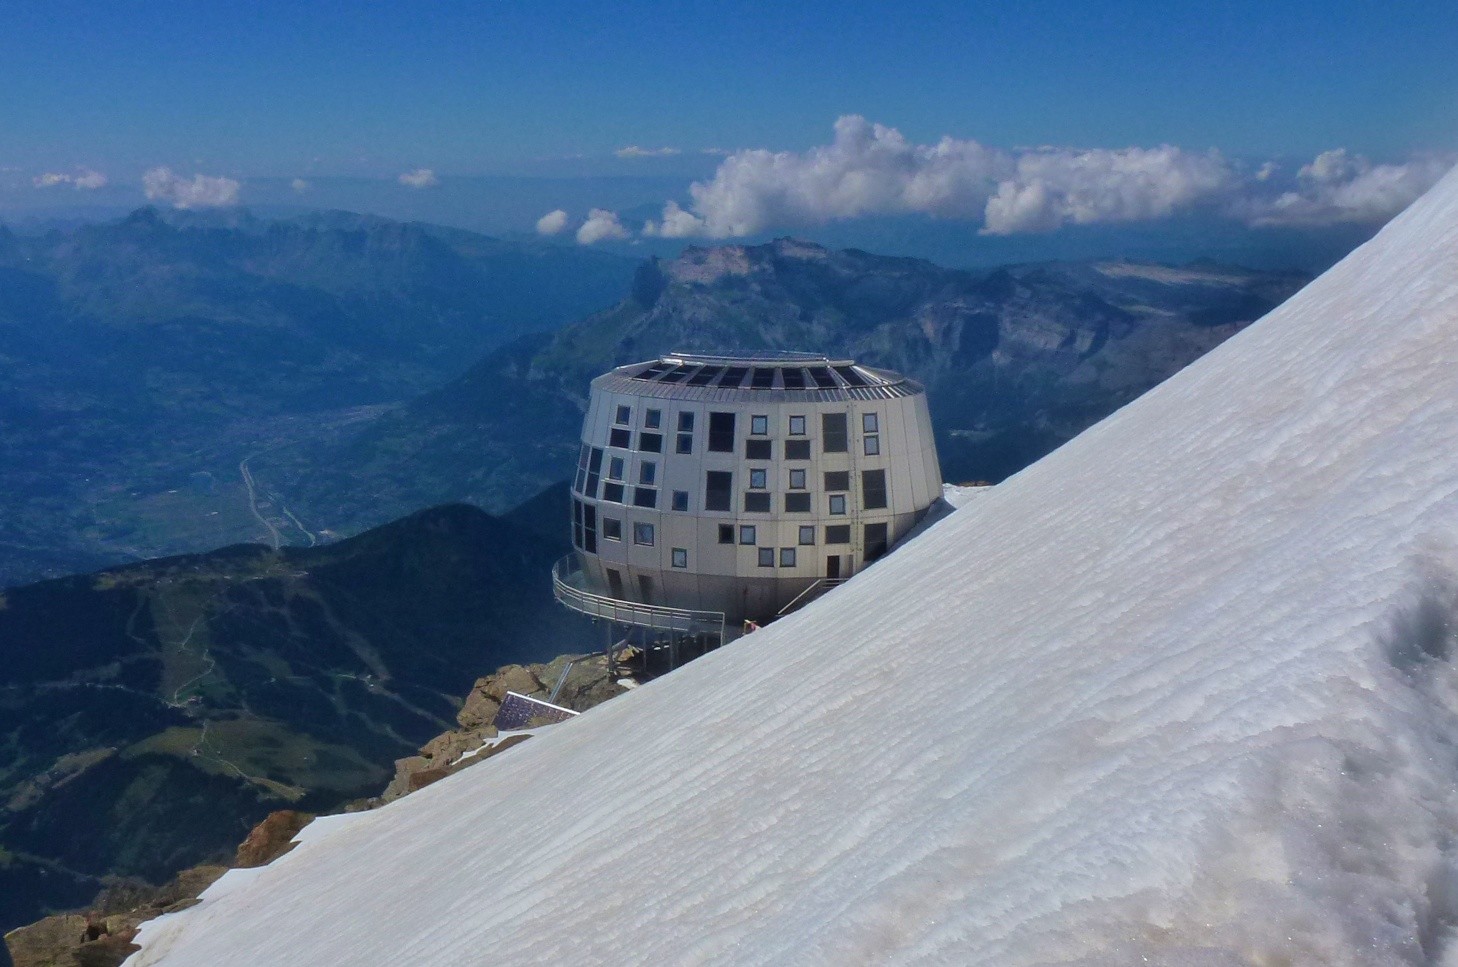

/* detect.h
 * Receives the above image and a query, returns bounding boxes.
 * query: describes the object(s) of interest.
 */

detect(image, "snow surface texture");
[130,167,1458,966]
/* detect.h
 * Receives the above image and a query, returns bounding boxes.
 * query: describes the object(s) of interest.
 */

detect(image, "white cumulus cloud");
[1242,150,1452,227]
[398,168,439,189]
[142,167,241,209]
[33,167,108,190]
[536,209,569,235]
[615,146,681,159]
[576,208,629,245]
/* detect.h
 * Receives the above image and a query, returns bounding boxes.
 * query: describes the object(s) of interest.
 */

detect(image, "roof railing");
[552,555,726,637]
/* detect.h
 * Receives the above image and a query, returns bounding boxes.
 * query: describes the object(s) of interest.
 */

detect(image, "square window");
[784,492,811,513]
[826,524,851,544]
[863,435,880,456]
[645,409,662,429]
[678,411,695,432]
[784,438,811,460]
[609,427,631,449]
[798,525,816,545]
[671,547,688,568]
[744,492,772,513]
[758,547,775,567]
[745,438,772,460]
[824,470,850,492]
[863,412,879,433]
[751,414,769,435]
[749,468,768,489]
[603,518,622,540]
[789,415,806,435]
[739,525,757,545]
[788,468,806,489]
[676,433,693,454]
[829,494,847,515]
[672,490,689,512]
[633,522,655,546]
[608,456,624,480]
[615,405,631,425]
[780,547,797,567]
[718,523,734,544]
[639,462,657,485]
[633,487,658,508]
[602,482,625,503]
[640,432,663,453]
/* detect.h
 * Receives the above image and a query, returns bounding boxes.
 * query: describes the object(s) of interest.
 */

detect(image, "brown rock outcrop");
[235,810,315,868]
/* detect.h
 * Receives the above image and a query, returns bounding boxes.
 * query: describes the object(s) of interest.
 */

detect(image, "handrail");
[551,556,725,635]
[776,577,849,617]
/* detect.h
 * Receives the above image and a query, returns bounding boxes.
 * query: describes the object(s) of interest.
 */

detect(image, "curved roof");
[593,352,923,403]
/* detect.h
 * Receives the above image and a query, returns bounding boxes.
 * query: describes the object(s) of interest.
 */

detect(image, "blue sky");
[3,0,1456,258]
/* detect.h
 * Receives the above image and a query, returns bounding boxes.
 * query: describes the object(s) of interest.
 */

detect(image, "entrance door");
[826,555,842,580]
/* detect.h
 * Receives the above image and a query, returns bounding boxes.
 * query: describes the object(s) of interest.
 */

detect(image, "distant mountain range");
[0,488,584,934]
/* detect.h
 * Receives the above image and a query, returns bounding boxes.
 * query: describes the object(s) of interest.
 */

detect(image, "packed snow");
[129,166,1458,966]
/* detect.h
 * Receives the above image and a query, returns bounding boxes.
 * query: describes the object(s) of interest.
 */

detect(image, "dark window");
[862,469,888,510]
[789,468,806,488]
[602,482,625,503]
[828,494,847,515]
[749,468,767,489]
[639,432,663,453]
[718,524,734,544]
[864,523,889,560]
[751,414,769,435]
[784,439,811,460]
[789,415,806,435]
[633,522,655,546]
[585,448,603,497]
[609,427,631,449]
[603,518,622,540]
[572,499,583,549]
[583,504,597,554]
[863,412,879,433]
[639,462,656,485]
[822,413,848,452]
[739,525,757,545]
[781,368,807,389]
[784,492,811,513]
[671,547,688,568]
[633,487,657,508]
[671,490,689,512]
[745,438,772,460]
[798,525,816,545]
[615,405,631,425]
[824,470,850,492]
[809,367,838,389]
[638,575,655,602]
[607,568,624,597]
[751,367,775,389]
[676,433,694,455]
[645,409,662,429]
[608,456,624,480]
[826,524,851,544]
[678,411,695,432]
[744,492,771,513]
[708,412,736,452]
[863,435,880,456]
[780,548,797,567]
[758,547,775,567]
[705,471,733,511]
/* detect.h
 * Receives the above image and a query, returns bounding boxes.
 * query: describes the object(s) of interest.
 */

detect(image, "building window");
[633,487,658,508]
[615,405,631,425]
[828,494,847,515]
[606,568,624,597]
[789,415,806,435]
[751,414,769,435]
[780,547,797,567]
[784,492,811,513]
[633,522,655,546]
[708,412,736,452]
[863,435,880,456]
[678,411,695,432]
[862,469,887,510]
[609,427,631,449]
[608,456,624,480]
[671,490,689,512]
[863,412,879,433]
[645,409,662,429]
[798,525,816,545]
[638,575,654,602]
[676,433,693,454]
[784,438,811,460]
[718,524,734,544]
[705,471,733,512]
[865,522,889,560]
[739,524,757,545]
[824,470,849,492]
[745,438,772,460]
[671,547,688,569]
[788,469,806,489]
[603,517,622,541]
[639,462,656,485]
[826,524,851,544]
[602,482,625,503]
[749,468,768,489]
[744,492,772,513]
[822,413,848,452]
[639,432,663,453]
[758,547,775,567]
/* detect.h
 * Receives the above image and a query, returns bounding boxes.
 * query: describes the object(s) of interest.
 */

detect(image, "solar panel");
[780,367,807,389]
[687,365,722,386]
[750,367,777,389]
[808,366,838,388]
[657,366,690,383]
[492,692,579,730]
[718,367,749,387]
[834,365,868,387]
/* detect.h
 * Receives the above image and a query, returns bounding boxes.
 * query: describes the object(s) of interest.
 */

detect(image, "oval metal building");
[554,350,943,653]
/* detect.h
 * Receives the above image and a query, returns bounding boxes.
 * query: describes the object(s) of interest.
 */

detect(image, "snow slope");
[130,167,1458,967]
